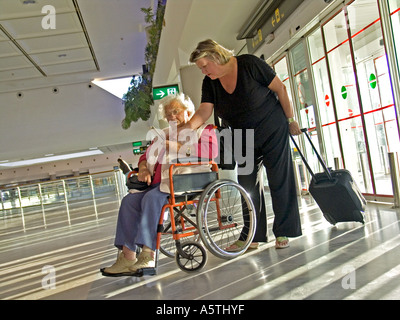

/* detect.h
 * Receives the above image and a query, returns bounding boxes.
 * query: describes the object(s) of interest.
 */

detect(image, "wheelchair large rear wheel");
[196,180,256,259]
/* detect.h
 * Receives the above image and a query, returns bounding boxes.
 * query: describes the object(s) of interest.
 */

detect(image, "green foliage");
[122,4,166,129]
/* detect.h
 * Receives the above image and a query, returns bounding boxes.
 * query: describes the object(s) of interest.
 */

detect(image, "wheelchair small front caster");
[175,241,207,272]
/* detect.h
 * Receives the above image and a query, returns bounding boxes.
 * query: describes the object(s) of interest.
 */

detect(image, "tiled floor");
[1,192,400,300]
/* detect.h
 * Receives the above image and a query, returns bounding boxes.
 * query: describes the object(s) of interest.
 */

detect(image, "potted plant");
[122,3,166,129]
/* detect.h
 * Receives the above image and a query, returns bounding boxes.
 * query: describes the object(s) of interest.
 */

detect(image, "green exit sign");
[152,84,179,100]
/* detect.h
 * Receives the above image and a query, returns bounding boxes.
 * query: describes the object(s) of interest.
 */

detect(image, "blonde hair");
[189,39,234,65]
[158,93,195,120]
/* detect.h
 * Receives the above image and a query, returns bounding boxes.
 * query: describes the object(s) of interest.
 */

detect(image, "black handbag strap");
[211,81,220,128]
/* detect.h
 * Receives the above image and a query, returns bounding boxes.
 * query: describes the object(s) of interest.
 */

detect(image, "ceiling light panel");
[41,59,97,76]
[0,55,31,70]
[30,47,92,65]
[0,67,42,82]
[0,41,19,57]
[1,13,82,39]
[0,0,74,20]
[0,0,98,82]
[0,29,7,40]
[17,32,88,53]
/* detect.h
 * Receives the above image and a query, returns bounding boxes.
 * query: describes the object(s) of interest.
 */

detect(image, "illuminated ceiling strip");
[0,150,103,168]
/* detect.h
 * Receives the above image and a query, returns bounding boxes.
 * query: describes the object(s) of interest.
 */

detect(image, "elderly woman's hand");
[138,167,152,185]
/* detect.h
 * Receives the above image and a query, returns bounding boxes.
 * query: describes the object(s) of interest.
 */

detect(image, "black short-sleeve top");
[201,54,286,135]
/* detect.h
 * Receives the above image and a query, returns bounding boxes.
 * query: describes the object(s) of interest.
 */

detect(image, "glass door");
[273,55,309,191]
[307,28,342,171]
[388,0,400,69]
[322,6,372,194]
[387,0,400,142]
[289,41,322,177]
[348,0,399,195]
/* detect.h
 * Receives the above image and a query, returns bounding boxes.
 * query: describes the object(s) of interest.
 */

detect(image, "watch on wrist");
[288,117,295,124]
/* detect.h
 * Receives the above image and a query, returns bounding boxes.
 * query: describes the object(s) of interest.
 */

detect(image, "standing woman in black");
[185,39,303,249]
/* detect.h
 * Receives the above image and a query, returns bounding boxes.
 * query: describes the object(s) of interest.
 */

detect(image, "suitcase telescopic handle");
[290,129,333,181]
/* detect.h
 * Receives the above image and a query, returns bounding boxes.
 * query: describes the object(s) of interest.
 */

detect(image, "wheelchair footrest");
[132,267,157,277]
[100,267,157,278]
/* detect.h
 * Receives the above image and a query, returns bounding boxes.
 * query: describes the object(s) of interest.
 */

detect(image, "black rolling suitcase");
[290,129,366,225]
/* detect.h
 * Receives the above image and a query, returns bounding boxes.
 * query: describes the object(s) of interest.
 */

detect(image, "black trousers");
[237,123,302,242]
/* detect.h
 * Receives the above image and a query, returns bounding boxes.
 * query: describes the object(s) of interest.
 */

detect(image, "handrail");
[0,169,126,215]
[0,169,117,191]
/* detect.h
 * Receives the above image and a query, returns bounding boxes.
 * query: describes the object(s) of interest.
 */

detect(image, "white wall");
[180,64,204,109]
[0,82,150,185]
[1,83,149,160]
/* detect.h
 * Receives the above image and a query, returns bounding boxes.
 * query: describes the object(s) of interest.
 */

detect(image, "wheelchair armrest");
[176,157,212,164]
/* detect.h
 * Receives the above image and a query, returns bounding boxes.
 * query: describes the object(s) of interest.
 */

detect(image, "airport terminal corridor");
[1,191,399,300]
[1,0,400,303]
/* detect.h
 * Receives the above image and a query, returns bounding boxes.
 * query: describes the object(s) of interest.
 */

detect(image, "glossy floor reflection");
[1,192,400,300]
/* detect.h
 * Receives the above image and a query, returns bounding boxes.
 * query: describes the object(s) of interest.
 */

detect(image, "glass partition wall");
[272,0,400,201]
[0,170,127,232]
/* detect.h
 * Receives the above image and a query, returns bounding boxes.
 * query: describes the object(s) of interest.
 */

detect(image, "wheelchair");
[135,158,257,275]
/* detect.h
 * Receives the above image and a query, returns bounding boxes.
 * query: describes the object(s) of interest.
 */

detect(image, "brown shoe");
[130,250,155,273]
[101,252,137,276]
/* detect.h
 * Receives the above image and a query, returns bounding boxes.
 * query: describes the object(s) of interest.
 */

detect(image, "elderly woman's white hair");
[158,93,195,120]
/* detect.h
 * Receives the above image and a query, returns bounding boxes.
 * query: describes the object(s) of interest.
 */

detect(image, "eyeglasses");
[165,108,185,118]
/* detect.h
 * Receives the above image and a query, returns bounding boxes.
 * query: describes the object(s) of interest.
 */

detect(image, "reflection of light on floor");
[2,194,400,300]
[0,238,114,300]
[104,269,179,299]
[279,233,400,300]
[345,263,400,300]
[234,221,400,300]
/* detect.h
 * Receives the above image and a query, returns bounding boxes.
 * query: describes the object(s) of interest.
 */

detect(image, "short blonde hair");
[189,39,234,65]
[158,93,195,120]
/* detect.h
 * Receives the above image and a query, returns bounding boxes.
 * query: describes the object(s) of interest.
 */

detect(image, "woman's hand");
[138,167,152,185]
[289,120,302,136]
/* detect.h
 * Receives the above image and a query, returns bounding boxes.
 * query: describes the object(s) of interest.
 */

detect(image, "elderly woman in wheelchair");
[101,93,256,277]
[101,93,218,277]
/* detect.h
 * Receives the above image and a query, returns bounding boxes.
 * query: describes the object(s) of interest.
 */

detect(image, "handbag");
[214,116,236,170]
[212,83,236,170]
[126,168,150,191]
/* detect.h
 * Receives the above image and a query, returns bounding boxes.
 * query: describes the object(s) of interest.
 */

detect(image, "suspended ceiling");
[0,0,264,167]
[0,0,151,93]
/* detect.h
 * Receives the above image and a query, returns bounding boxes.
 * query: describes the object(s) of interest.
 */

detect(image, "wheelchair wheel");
[175,241,207,272]
[196,179,256,259]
